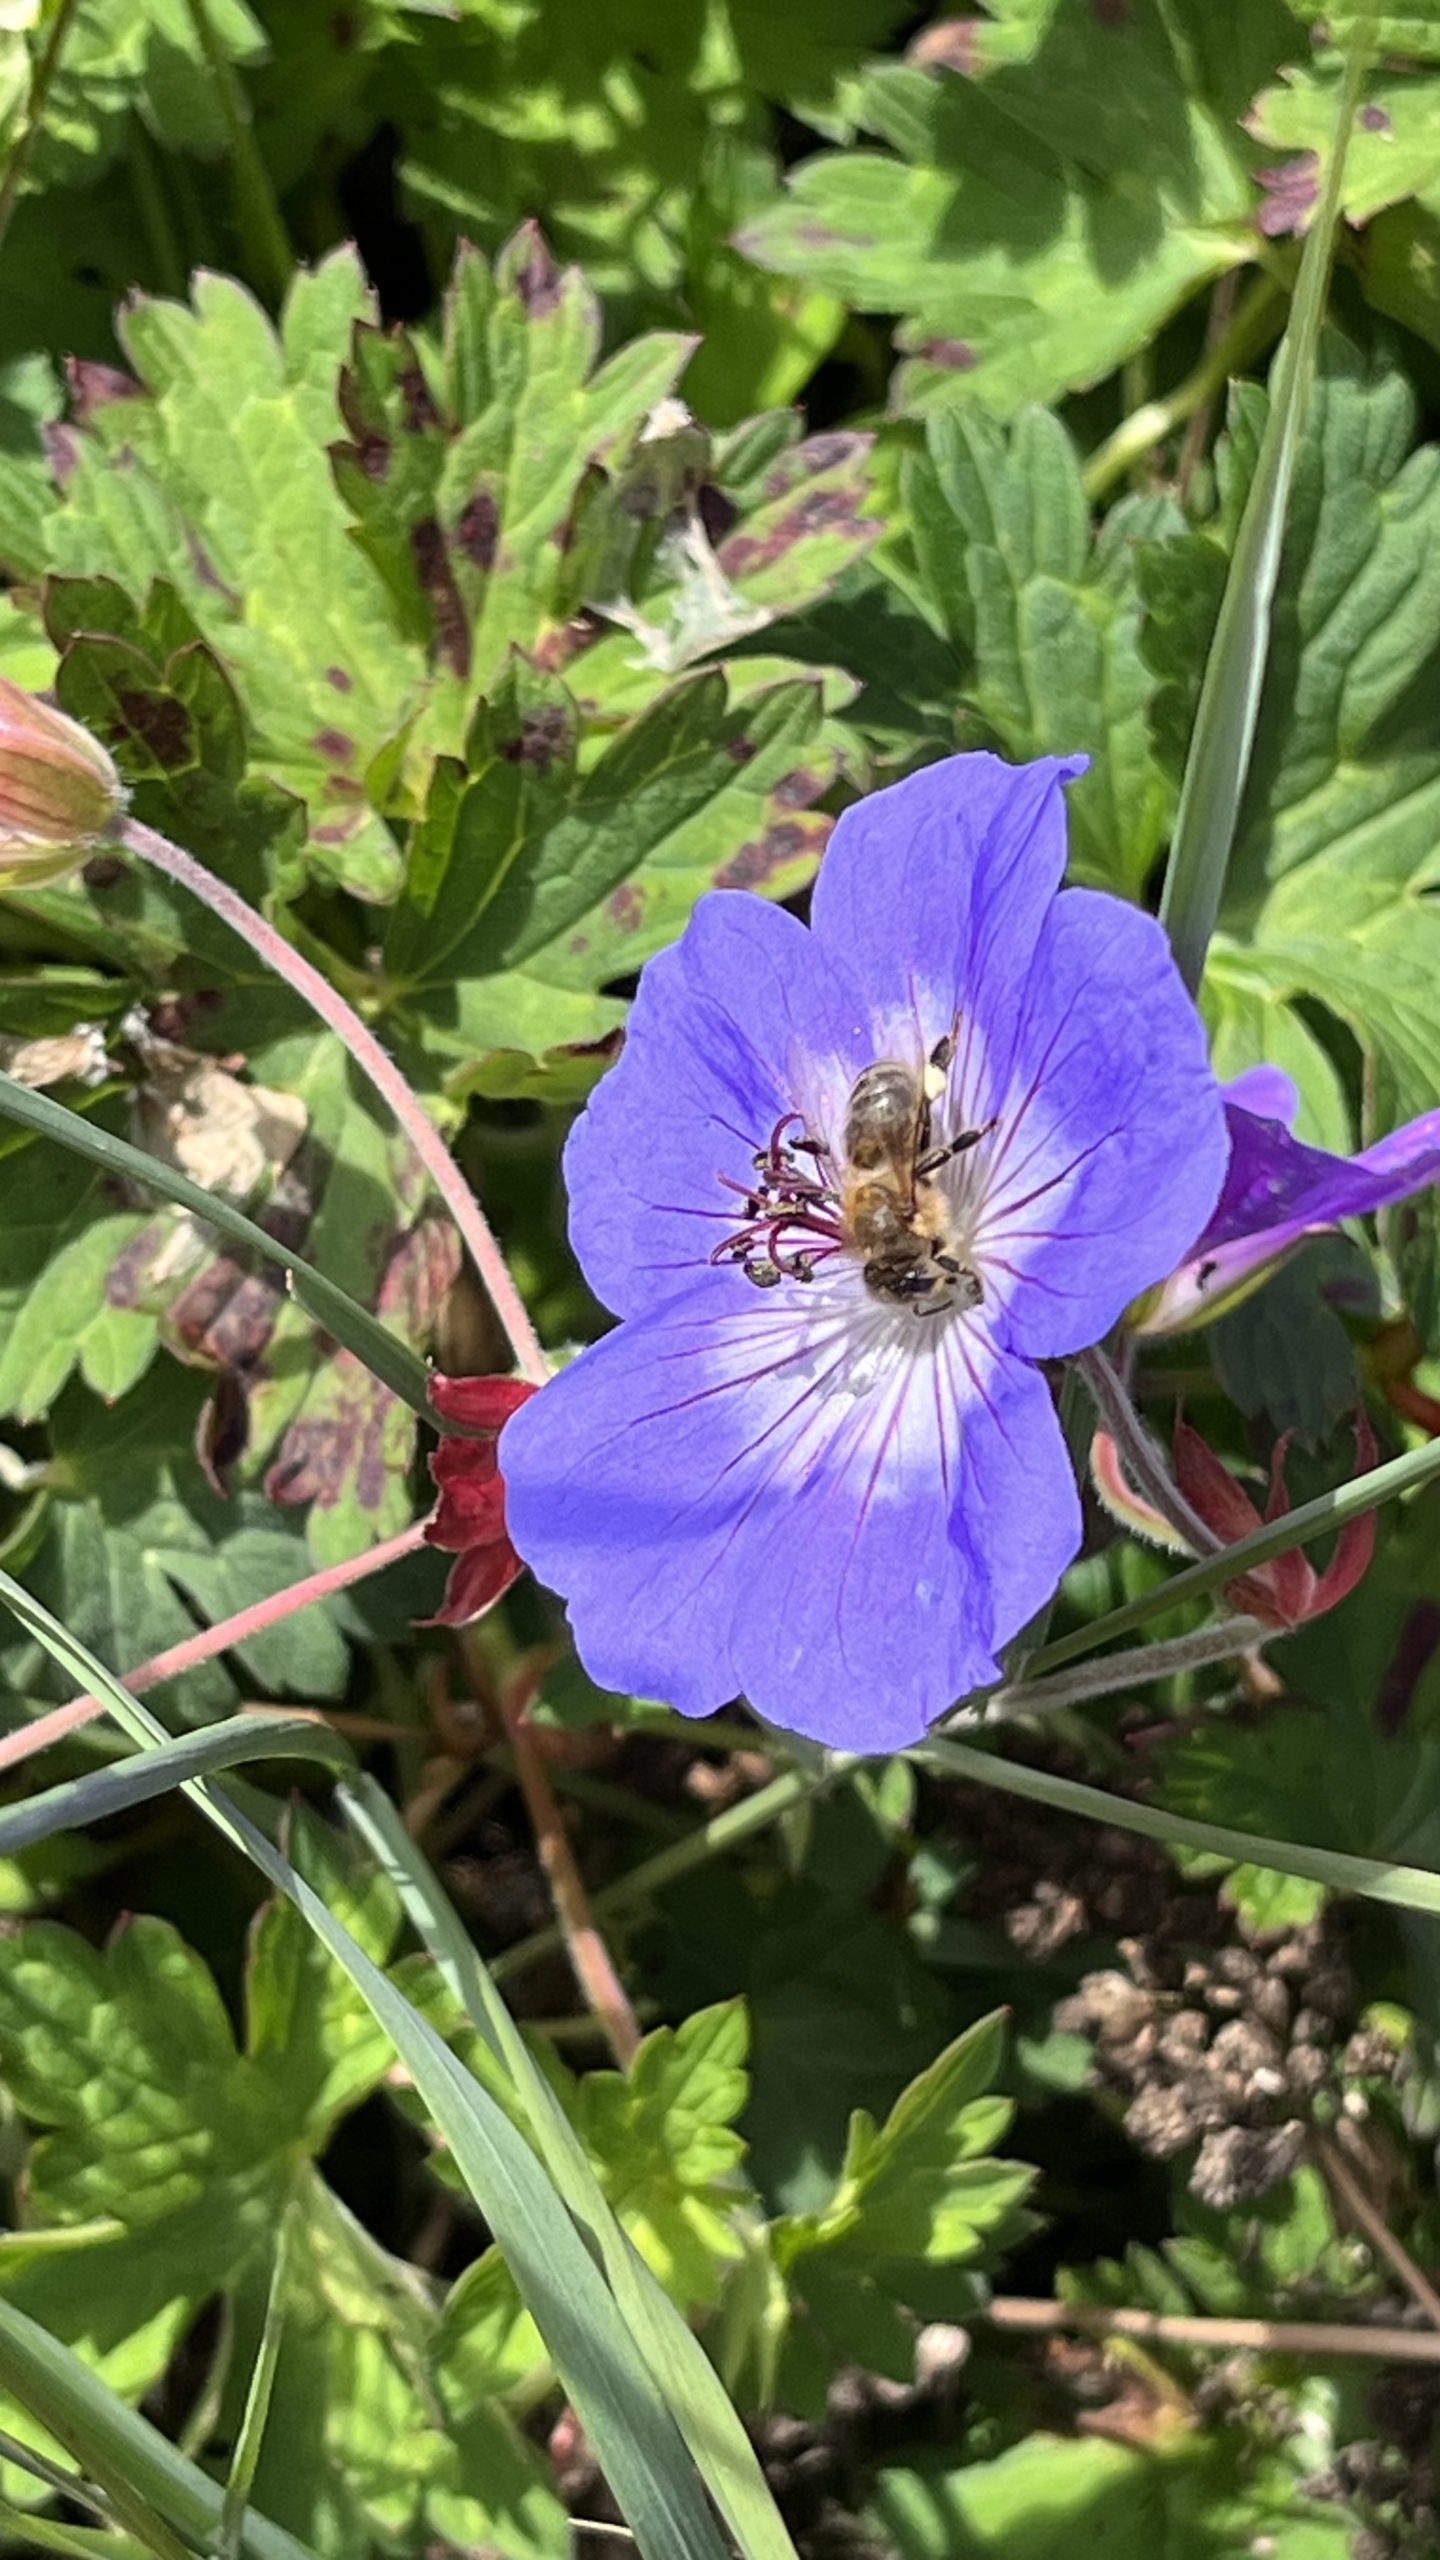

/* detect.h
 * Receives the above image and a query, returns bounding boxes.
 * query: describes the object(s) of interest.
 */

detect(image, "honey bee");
[839,1029,992,1313]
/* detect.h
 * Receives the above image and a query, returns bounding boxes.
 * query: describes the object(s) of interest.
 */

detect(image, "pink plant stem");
[0,1518,431,1773]
[121,817,549,1387]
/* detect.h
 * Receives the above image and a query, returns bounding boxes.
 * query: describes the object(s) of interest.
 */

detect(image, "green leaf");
[328,229,877,744]
[245,1805,402,2149]
[0,1068,434,1420]
[336,233,693,694]
[1289,2,1440,45]
[737,0,1298,416]
[574,2003,752,2307]
[222,2169,566,2560]
[0,1127,156,1424]
[389,2,908,405]
[1206,1239,1364,1444]
[1200,948,1350,1154]
[44,576,310,898]
[909,407,1180,894]
[28,258,415,896]
[761,2014,1032,2407]
[0,1370,352,1720]
[16,0,270,193]
[1184,350,1440,939]
[384,667,849,1094]
[1165,355,1440,1219]
[870,2432,1355,2560]
[0,1825,556,2560]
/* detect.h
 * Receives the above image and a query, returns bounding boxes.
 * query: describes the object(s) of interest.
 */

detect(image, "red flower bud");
[422,1373,539,1628]
[1172,1408,1378,1631]
[0,680,124,886]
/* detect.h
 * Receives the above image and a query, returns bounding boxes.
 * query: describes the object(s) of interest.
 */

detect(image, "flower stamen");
[713,1114,849,1287]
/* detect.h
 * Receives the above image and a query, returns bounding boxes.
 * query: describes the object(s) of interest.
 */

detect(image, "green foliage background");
[3,1,1440,2555]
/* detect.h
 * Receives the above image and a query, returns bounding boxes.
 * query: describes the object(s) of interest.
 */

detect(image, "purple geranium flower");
[501,754,1228,1751]
[1135,1068,1440,1336]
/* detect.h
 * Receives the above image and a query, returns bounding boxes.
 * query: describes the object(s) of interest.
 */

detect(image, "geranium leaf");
[737,0,1299,416]
[908,406,1181,895]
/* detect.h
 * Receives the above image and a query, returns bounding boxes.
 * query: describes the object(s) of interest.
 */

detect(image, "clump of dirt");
[1054,1915,1371,2205]
[942,1776,1398,2206]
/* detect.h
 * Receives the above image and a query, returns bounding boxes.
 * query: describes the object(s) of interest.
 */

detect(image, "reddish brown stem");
[481,1644,641,2069]
[121,817,549,1385]
[1314,2131,1440,2331]
[987,2296,1440,2364]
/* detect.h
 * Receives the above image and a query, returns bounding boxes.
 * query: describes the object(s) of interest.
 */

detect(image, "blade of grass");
[0,2299,314,2560]
[0,2502,145,2560]
[920,1736,1440,1917]
[1024,1428,1440,1681]
[0,1713,353,1856]
[0,1572,739,2560]
[217,2187,299,2560]
[341,1773,803,2560]
[0,1072,431,1417]
[1157,8,1376,992]
[0,2423,115,2520]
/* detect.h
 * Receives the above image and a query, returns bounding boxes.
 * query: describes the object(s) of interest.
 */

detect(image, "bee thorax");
[843,1061,927,1170]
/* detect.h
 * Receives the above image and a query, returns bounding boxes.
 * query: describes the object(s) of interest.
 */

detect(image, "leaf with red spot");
[326,225,693,716]
[266,1215,461,1565]
[381,662,856,1100]
[15,253,418,899]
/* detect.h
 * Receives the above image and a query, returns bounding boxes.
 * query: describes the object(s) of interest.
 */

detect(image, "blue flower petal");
[977,890,1227,1358]
[564,892,871,1320]
[1139,1096,1440,1333]
[1222,1065,1299,1128]
[1202,1101,1440,1254]
[809,750,1087,1095]
[500,1281,1080,1750]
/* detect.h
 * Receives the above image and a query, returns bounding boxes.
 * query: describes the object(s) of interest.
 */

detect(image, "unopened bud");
[0,679,124,886]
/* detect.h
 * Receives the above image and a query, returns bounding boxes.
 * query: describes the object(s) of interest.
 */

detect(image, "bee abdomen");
[849,1185,912,1254]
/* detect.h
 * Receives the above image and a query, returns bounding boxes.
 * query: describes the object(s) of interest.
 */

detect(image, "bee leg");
[915,1112,999,1178]
[923,1022,957,1106]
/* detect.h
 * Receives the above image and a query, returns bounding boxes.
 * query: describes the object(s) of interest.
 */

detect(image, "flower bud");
[422,1372,540,1627]
[0,679,124,887]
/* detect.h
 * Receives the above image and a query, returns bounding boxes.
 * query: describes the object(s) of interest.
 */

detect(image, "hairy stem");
[1076,1343,1222,1556]
[0,1519,430,1772]
[973,1615,1269,1723]
[121,818,549,1385]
